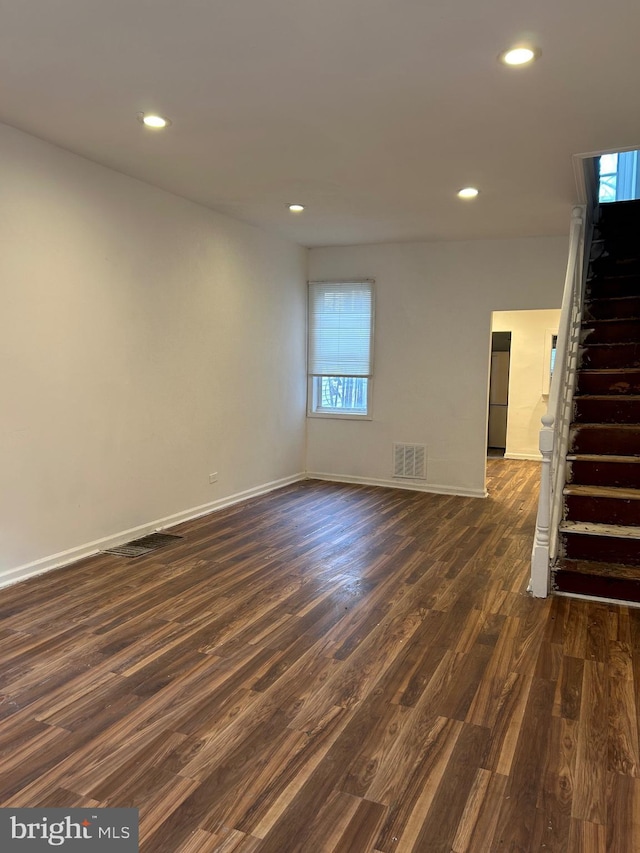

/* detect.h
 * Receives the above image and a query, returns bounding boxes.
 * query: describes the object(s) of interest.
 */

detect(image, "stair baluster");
[530,205,587,596]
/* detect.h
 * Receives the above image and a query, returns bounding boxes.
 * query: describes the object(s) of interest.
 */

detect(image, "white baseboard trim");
[0,473,306,590]
[504,452,542,462]
[307,472,487,499]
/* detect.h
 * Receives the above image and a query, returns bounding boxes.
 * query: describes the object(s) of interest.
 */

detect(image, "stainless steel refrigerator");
[488,351,509,448]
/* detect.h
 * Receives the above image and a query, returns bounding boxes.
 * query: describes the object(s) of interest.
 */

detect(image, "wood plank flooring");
[1,459,640,851]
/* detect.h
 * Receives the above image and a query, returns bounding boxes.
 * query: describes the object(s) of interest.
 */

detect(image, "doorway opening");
[488,331,511,458]
[488,309,562,466]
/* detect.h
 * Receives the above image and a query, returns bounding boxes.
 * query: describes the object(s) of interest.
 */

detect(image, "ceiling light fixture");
[499,46,540,66]
[138,112,172,129]
[457,187,479,199]
[288,204,305,213]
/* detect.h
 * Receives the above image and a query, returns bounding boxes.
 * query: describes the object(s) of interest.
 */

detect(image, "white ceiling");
[2,0,639,247]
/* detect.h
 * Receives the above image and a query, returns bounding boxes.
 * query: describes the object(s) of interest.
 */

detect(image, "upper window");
[598,150,640,203]
[307,280,374,418]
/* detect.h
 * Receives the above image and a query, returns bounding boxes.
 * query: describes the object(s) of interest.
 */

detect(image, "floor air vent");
[103,532,183,558]
[394,443,426,479]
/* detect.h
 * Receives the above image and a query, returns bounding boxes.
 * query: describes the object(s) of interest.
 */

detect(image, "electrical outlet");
[209,472,218,484]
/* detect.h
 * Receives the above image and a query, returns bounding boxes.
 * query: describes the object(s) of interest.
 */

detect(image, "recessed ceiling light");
[138,113,172,129]
[499,46,540,66]
[457,187,479,199]
[288,204,305,213]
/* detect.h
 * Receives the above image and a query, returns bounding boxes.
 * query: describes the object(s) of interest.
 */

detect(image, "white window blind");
[308,281,374,377]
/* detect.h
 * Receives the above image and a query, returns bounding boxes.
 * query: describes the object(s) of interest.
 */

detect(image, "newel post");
[530,413,555,597]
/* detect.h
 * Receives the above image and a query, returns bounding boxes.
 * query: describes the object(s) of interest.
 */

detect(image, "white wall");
[307,237,568,496]
[0,122,307,583]
[492,309,561,460]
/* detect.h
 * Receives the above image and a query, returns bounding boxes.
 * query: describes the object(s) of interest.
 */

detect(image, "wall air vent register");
[393,444,426,479]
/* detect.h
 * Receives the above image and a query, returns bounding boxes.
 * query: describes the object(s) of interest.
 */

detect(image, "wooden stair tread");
[554,558,640,582]
[582,317,640,324]
[579,342,640,349]
[563,484,640,500]
[570,422,640,431]
[587,272,640,282]
[591,273,640,281]
[593,257,640,264]
[585,294,640,303]
[577,368,640,375]
[567,453,640,463]
[580,341,640,345]
[559,521,640,539]
[579,346,640,353]
[573,394,640,401]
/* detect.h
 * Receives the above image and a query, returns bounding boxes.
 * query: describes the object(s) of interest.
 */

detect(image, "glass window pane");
[314,376,368,413]
[599,174,617,203]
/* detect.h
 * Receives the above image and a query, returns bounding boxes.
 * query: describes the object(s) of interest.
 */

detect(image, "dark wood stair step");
[563,484,640,526]
[586,274,640,300]
[573,394,640,424]
[580,318,640,345]
[592,232,640,258]
[559,521,640,565]
[591,257,640,278]
[553,557,640,603]
[583,295,640,321]
[601,240,640,258]
[569,423,640,455]
[597,199,640,232]
[579,342,640,369]
[576,369,640,395]
[567,453,640,488]
[564,483,640,498]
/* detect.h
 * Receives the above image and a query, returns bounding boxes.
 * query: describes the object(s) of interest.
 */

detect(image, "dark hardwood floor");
[1,459,639,852]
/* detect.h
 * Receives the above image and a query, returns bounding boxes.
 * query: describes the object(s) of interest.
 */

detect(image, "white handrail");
[530,205,587,596]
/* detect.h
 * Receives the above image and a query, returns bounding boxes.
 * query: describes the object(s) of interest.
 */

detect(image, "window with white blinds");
[307,281,374,417]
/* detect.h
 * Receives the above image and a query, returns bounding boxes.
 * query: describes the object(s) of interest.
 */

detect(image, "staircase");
[554,199,640,603]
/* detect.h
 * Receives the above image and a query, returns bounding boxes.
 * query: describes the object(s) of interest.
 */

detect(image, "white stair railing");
[530,205,588,597]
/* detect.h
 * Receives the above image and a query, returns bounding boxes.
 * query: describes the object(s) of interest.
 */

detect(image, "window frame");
[308,375,373,420]
[306,279,375,420]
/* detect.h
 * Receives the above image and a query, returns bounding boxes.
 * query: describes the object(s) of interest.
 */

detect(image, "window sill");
[307,411,373,421]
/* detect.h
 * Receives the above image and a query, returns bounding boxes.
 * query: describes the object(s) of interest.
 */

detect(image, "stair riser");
[560,532,640,565]
[598,202,640,232]
[593,231,640,257]
[564,495,640,526]
[586,276,640,300]
[567,460,640,489]
[599,238,640,256]
[569,426,640,455]
[580,344,640,369]
[583,299,640,321]
[574,397,640,424]
[581,322,640,345]
[591,258,640,278]
[554,569,640,603]
[576,371,640,395]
